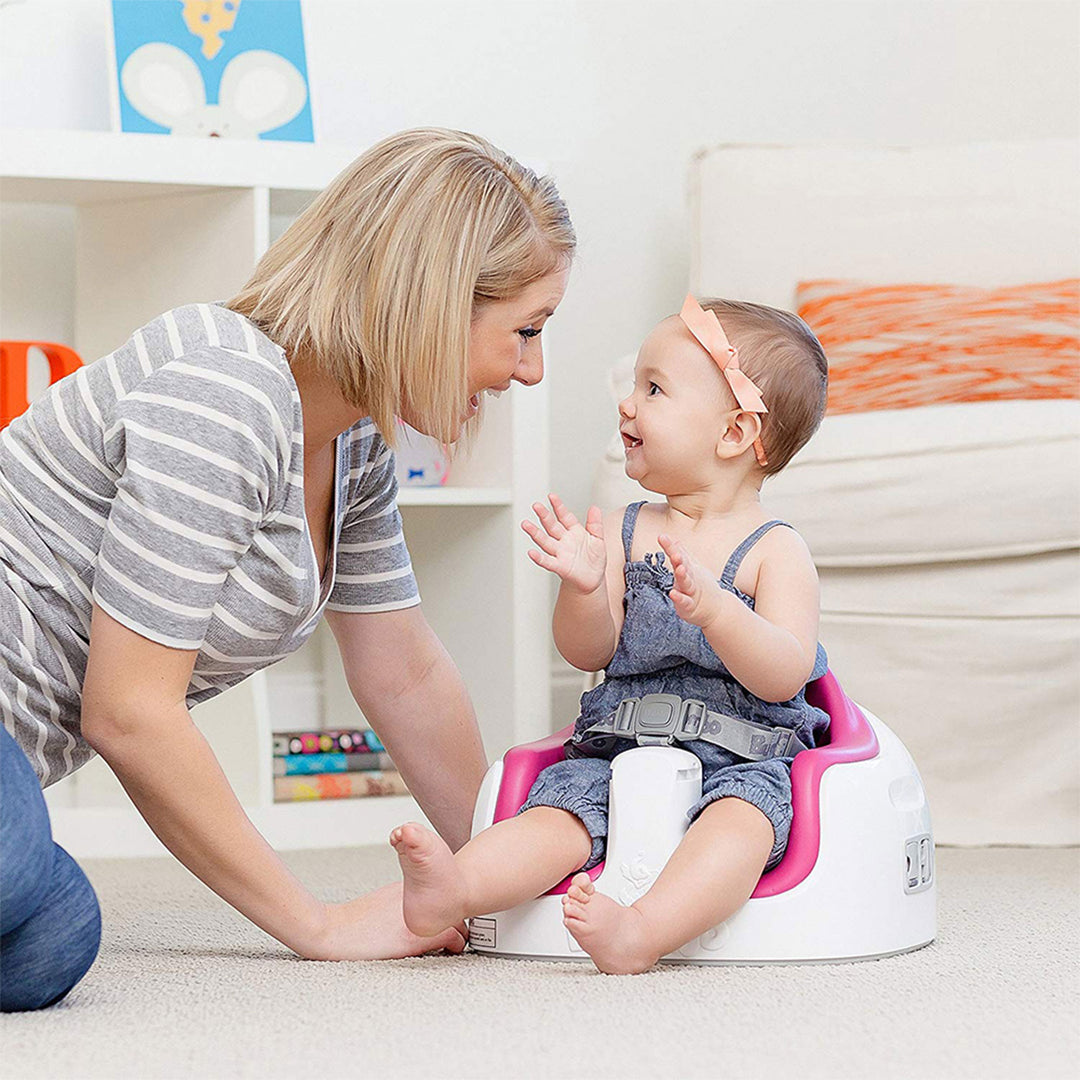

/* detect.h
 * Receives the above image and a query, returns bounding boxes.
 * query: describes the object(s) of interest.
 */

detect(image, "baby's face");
[617,316,733,492]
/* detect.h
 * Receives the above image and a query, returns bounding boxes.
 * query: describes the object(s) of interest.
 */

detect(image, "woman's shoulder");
[339,419,397,501]
[340,418,387,461]
[142,304,295,411]
[115,304,293,395]
[103,305,300,477]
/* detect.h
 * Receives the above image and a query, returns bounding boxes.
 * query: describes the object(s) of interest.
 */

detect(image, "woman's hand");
[521,493,607,595]
[303,884,467,961]
[658,533,725,630]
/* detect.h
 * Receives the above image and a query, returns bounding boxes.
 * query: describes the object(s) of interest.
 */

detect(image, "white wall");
[3,0,1077,512]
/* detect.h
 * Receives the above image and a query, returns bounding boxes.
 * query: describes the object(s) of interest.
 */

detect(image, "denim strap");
[621,500,648,563]
[719,520,791,589]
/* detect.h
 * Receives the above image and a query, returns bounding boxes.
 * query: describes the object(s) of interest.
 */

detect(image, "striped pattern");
[797,280,1080,415]
[0,303,418,786]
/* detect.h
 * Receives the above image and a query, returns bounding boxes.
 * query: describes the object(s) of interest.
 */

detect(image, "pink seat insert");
[490,670,879,898]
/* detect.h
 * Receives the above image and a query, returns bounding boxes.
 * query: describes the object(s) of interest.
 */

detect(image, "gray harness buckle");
[571,693,810,760]
[634,693,682,743]
[616,694,708,746]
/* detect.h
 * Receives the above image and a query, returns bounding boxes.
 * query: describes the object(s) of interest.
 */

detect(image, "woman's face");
[462,262,571,423]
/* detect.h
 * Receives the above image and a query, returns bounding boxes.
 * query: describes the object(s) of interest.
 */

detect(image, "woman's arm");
[325,605,487,852]
[81,605,332,954]
[81,605,457,961]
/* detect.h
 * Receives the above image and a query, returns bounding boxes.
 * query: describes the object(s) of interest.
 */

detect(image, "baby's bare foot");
[562,873,660,974]
[389,822,468,937]
[316,882,466,961]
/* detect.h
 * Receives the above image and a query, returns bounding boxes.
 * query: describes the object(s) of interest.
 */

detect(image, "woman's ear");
[716,410,763,461]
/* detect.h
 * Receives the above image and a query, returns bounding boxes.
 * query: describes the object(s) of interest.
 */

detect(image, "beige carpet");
[1,846,1077,1080]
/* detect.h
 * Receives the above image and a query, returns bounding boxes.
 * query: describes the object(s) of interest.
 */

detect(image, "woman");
[0,128,574,1010]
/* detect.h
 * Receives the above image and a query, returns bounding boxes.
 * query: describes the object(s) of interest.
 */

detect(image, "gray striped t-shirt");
[0,303,419,786]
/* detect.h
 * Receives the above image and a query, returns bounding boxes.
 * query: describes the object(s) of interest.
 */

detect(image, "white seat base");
[468,708,935,964]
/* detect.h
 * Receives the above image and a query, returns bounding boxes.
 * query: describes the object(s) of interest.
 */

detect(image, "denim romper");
[521,500,830,871]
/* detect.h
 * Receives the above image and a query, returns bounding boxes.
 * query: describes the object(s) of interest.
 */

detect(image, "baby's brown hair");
[700,298,828,476]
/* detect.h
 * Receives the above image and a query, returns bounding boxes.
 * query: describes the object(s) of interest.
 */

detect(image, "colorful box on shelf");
[273,751,395,776]
[273,770,409,802]
[271,728,385,756]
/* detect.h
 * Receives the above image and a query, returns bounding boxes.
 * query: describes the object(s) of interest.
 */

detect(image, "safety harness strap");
[569,693,808,760]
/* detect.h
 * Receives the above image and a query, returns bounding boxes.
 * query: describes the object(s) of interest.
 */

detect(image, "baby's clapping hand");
[658,534,724,630]
[521,494,607,595]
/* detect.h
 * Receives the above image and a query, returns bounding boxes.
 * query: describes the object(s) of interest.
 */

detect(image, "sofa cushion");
[797,279,1080,416]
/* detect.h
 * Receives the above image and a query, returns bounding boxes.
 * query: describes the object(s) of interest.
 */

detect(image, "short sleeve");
[92,351,291,649]
[327,435,420,613]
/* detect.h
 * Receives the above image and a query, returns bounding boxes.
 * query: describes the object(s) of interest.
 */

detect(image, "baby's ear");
[716,411,763,459]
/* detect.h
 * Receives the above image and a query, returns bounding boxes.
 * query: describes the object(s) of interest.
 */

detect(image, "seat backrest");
[752,671,878,897]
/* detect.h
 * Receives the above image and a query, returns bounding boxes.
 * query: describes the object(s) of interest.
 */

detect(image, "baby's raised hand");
[521,494,607,595]
[658,534,724,629]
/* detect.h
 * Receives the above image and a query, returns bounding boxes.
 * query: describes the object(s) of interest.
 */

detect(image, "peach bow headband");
[679,293,769,467]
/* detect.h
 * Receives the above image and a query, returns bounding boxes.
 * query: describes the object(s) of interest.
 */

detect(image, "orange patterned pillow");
[796,279,1080,415]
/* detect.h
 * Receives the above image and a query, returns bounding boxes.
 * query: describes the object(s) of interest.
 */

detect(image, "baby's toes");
[570,872,596,896]
[563,899,587,921]
[567,883,591,903]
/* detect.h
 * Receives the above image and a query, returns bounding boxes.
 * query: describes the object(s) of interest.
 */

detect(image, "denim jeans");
[520,741,794,871]
[1,723,101,1011]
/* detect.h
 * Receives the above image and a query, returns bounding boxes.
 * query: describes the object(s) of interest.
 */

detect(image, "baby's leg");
[390,808,592,937]
[562,796,773,974]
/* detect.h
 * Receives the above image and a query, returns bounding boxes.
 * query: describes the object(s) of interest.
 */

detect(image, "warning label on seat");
[469,917,497,948]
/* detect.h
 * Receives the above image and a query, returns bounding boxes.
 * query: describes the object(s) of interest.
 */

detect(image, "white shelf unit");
[2,130,551,858]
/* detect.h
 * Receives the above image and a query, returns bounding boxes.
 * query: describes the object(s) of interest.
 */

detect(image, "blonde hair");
[227,128,575,444]
[700,298,829,476]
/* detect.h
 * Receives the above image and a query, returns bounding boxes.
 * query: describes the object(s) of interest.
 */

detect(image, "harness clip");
[674,699,707,741]
[613,698,639,737]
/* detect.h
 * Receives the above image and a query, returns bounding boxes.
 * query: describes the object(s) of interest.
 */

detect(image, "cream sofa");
[593,141,1079,846]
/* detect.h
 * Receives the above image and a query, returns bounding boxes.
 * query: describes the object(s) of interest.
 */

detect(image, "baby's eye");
[648,382,662,396]
[518,327,541,341]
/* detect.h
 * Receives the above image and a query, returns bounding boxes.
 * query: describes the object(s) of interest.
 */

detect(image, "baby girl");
[391,294,830,973]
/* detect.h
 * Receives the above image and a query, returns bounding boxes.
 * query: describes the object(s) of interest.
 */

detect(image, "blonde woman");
[0,128,574,1010]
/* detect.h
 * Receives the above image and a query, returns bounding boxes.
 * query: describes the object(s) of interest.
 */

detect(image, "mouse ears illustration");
[120,43,308,138]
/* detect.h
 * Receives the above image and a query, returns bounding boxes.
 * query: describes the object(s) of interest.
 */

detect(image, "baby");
[391,294,831,974]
